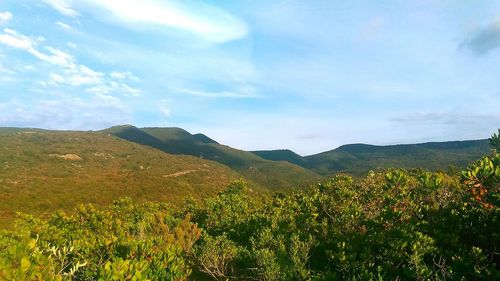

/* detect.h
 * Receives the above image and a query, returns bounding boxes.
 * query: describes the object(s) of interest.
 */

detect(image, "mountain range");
[0,125,491,226]
[102,125,490,176]
[254,140,490,176]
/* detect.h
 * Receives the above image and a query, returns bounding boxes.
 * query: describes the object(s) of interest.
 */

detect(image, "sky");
[0,1,499,155]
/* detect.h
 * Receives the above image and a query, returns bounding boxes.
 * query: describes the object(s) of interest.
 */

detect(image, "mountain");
[253,140,491,176]
[252,149,307,167]
[103,126,322,190]
[0,129,243,226]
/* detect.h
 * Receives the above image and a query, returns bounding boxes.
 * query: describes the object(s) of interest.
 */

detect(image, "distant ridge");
[253,139,490,176]
[102,125,321,190]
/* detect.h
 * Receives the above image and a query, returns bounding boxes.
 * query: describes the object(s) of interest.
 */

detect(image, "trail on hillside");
[163,169,209,178]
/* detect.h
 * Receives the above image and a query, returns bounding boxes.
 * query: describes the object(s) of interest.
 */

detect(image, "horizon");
[1,1,499,154]
[0,124,491,156]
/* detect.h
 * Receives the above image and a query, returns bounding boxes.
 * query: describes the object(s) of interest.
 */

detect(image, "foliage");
[0,199,197,280]
[490,128,500,152]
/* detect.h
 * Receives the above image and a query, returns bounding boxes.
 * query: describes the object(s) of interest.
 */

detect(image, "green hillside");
[103,125,322,190]
[252,149,307,167]
[306,140,491,175]
[0,129,243,226]
[252,140,491,176]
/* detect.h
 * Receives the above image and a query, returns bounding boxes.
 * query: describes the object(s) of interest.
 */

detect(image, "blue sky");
[0,1,499,155]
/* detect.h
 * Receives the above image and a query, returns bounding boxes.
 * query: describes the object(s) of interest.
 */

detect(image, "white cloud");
[42,0,79,17]
[109,71,140,82]
[56,21,73,31]
[120,83,141,96]
[45,0,247,44]
[175,86,261,99]
[43,47,76,67]
[24,65,37,71]
[0,28,141,97]
[0,28,35,49]
[45,62,105,87]
[0,29,74,67]
[85,82,140,97]
[158,99,171,118]
[0,12,12,24]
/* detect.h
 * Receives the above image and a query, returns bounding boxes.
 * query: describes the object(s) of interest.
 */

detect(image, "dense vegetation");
[0,130,498,280]
[254,140,491,176]
[0,130,242,227]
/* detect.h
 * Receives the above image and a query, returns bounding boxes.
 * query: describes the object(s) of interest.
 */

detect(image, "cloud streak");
[42,0,79,17]
[56,21,73,31]
[175,86,261,99]
[0,12,12,24]
[45,0,248,44]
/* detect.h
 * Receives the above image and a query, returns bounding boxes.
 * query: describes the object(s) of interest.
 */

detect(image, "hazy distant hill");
[253,140,491,176]
[0,129,242,226]
[103,125,322,190]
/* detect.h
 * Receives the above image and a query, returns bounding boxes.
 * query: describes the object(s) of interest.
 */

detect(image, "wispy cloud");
[175,86,261,99]
[45,0,248,44]
[56,21,73,31]
[0,28,141,97]
[0,12,12,24]
[0,28,73,67]
[0,28,37,50]
[109,71,140,82]
[158,99,171,120]
[42,0,79,17]
[461,19,500,55]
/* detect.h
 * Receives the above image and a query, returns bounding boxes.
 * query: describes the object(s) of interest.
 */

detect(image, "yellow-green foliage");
[0,131,242,226]
[0,132,498,280]
[0,198,198,280]
[0,161,498,280]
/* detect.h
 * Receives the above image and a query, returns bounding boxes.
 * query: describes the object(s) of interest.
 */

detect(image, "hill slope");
[252,149,307,167]
[0,130,242,226]
[103,126,322,190]
[253,140,490,176]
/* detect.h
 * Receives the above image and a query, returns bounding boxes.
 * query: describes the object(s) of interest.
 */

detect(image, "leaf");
[20,256,30,272]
